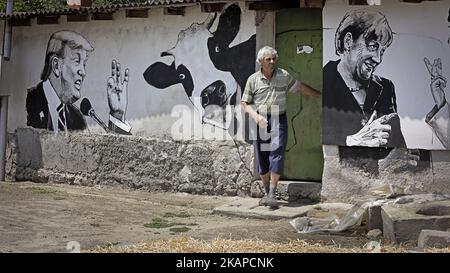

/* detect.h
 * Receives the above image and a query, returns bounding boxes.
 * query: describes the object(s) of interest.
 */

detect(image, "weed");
[106,242,120,247]
[169,227,191,233]
[144,218,176,229]
[30,187,58,194]
[164,212,190,218]
[143,217,198,229]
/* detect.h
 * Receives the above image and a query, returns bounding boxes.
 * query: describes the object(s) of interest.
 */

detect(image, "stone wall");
[6,128,255,196]
[322,145,450,202]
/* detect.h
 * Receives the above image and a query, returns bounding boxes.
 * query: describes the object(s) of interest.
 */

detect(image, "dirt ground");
[0,181,373,253]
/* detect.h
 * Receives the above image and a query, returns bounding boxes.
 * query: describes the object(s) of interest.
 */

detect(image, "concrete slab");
[213,197,313,220]
[382,200,450,244]
[213,197,353,221]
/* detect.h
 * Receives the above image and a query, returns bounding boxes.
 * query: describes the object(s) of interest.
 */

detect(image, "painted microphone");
[80,98,109,132]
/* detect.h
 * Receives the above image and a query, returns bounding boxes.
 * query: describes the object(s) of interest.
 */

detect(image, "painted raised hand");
[107,60,129,121]
[424,57,447,109]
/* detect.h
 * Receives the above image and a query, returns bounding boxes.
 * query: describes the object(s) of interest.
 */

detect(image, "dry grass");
[87,236,450,253]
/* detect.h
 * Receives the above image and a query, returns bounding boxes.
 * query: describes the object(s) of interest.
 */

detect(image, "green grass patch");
[169,227,191,233]
[143,218,176,229]
[105,242,120,247]
[143,217,197,229]
[164,212,190,218]
[30,187,58,194]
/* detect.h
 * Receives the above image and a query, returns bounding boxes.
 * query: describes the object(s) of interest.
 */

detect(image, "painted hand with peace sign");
[424,57,447,109]
[107,60,129,121]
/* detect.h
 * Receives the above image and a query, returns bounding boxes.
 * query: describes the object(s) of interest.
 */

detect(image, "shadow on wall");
[338,146,431,176]
[13,128,44,181]
[5,128,43,182]
[320,145,446,202]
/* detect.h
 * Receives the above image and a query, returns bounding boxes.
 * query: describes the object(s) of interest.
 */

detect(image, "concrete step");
[213,196,353,220]
[253,180,321,203]
[213,197,309,220]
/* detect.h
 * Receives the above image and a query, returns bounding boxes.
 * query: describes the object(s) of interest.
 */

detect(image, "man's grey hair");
[335,9,393,56]
[41,30,94,81]
[256,46,278,64]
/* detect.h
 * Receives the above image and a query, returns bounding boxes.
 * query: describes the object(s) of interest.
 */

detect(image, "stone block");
[367,204,383,231]
[277,181,321,202]
[418,229,450,248]
[253,180,322,202]
[382,200,450,244]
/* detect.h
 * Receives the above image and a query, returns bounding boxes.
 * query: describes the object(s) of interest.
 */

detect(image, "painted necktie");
[57,103,68,133]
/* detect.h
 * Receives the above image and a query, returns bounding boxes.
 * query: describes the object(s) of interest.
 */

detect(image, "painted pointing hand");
[346,111,396,147]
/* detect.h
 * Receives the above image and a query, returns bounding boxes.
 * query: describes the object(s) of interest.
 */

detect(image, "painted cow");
[143,3,256,131]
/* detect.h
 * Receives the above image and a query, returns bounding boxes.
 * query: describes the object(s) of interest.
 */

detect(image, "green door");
[276,8,323,181]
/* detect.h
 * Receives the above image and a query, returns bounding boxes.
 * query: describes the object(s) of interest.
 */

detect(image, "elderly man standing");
[241,46,320,209]
[26,30,131,135]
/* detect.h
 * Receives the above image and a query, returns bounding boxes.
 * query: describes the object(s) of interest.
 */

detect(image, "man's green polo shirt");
[242,68,299,115]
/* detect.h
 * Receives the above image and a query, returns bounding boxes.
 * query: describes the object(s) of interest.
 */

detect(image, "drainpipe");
[2,0,13,60]
[0,0,14,181]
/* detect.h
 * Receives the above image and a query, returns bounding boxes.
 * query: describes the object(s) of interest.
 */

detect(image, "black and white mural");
[323,0,450,150]
[25,30,132,135]
[323,9,405,148]
[143,3,256,134]
[424,57,449,148]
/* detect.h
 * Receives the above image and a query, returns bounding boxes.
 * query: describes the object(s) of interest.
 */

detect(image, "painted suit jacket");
[323,60,406,148]
[425,102,450,149]
[26,82,87,131]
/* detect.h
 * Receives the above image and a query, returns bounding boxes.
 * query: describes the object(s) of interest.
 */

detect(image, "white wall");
[0,2,256,140]
[324,0,450,149]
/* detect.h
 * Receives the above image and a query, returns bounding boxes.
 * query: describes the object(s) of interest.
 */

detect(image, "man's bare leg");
[269,172,280,194]
[267,172,280,208]
[261,173,270,195]
[259,173,270,206]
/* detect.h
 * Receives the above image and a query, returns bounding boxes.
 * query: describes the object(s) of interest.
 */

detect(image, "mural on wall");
[424,57,449,148]
[323,4,450,150]
[143,3,256,133]
[25,30,132,135]
[448,8,450,27]
[323,9,406,148]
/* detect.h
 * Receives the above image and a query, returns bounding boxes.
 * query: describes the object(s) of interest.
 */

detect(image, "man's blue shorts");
[254,113,288,175]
